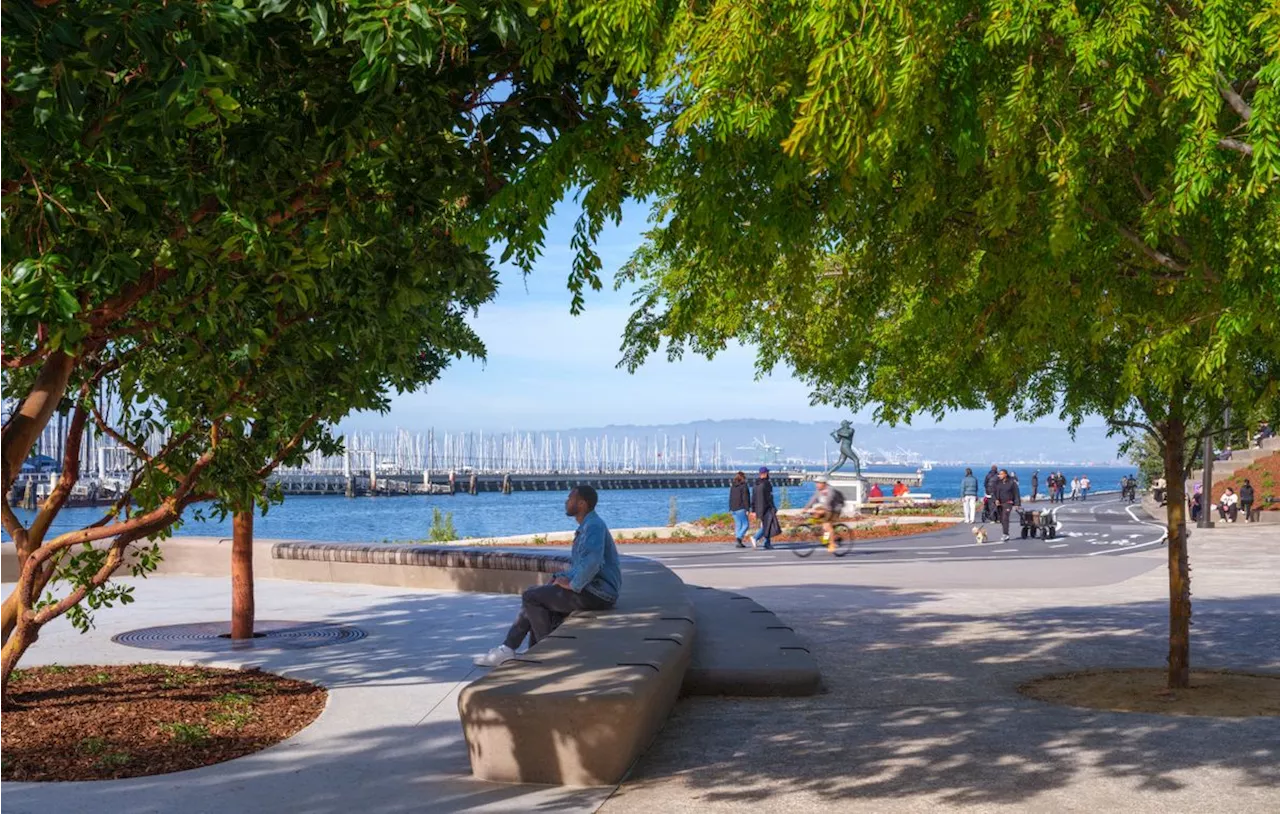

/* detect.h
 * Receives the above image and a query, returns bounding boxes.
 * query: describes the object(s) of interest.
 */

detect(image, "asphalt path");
[618,496,1168,570]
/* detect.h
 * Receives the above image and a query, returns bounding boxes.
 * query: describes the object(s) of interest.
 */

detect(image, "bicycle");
[784,515,854,558]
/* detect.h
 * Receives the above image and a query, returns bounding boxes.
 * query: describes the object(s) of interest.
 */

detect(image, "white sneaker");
[474,644,515,667]
[1001,535,1010,542]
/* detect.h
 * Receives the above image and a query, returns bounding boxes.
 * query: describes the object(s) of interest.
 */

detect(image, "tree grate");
[111,620,367,652]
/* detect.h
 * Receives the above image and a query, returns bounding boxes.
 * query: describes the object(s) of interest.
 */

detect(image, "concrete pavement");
[600,522,1280,813]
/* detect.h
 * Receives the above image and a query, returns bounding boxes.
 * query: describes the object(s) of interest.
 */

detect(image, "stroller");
[1017,507,1058,539]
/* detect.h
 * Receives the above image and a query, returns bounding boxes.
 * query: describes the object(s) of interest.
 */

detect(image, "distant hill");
[551,419,1124,465]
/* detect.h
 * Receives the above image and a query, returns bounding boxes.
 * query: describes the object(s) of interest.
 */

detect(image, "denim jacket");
[557,511,622,603]
[961,475,979,497]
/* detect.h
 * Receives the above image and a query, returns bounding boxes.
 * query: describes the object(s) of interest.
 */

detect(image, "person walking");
[992,468,1021,542]
[961,467,980,524]
[983,465,1000,521]
[1080,475,1091,501]
[729,471,753,547]
[1031,471,1039,502]
[1240,479,1256,522]
[1070,476,1081,502]
[474,485,621,666]
[750,467,782,550]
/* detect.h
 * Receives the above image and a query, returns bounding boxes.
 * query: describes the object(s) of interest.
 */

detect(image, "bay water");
[7,464,1131,543]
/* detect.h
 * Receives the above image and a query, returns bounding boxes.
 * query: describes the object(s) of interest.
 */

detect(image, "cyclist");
[804,476,846,551]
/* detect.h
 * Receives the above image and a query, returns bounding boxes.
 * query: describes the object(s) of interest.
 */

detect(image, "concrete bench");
[267,542,698,786]
[457,556,695,786]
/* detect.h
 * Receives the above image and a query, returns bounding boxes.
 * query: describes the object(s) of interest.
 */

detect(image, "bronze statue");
[827,420,862,476]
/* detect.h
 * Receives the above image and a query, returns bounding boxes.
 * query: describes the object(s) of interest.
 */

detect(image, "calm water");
[8,464,1130,542]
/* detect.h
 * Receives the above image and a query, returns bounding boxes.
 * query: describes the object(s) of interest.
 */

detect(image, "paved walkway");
[1,578,610,814]
[602,523,1280,813]
[4,523,1277,813]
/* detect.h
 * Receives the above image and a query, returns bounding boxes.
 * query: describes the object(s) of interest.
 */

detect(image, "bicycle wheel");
[789,523,819,557]
[830,524,854,557]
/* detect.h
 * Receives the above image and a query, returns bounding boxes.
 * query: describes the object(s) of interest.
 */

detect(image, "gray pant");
[503,583,614,650]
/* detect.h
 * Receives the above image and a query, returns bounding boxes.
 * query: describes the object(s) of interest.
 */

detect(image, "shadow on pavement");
[608,586,1280,809]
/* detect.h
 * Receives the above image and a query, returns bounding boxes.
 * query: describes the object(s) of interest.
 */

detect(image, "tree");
[557,0,1280,687]
[0,0,650,696]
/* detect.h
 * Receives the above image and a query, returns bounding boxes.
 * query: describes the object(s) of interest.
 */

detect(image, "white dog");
[972,525,989,545]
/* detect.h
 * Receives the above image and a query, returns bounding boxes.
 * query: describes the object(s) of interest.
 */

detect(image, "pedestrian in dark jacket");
[750,467,782,550]
[992,469,1021,541]
[729,472,753,547]
[982,465,1000,520]
[1240,479,1256,522]
[1031,471,1039,502]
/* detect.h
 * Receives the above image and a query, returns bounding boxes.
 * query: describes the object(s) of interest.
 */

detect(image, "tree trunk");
[1,621,36,703]
[1,351,75,493]
[1,594,18,645]
[230,511,255,639]
[1160,416,1192,689]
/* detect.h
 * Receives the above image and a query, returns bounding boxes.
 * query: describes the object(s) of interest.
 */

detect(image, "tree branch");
[1217,71,1252,122]
[1113,222,1189,273]
[26,400,90,547]
[1217,138,1253,157]
[255,416,320,479]
[1,350,76,494]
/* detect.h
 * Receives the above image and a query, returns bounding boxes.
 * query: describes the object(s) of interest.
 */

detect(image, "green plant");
[529,535,548,546]
[79,736,109,755]
[694,512,733,529]
[160,670,194,689]
[779,487,791,510]
[670,527,695,539]
[95,751,132,770]
[160,722,210,747]
[0,0,659,693]
[427,509,458,543]
[42,664,69,675]
[90,671,112,685]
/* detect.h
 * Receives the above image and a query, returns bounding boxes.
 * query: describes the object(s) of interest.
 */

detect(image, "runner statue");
[827,420,862,477]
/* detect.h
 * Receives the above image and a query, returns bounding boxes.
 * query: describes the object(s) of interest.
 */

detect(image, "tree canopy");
[0,0,650,692]
[553,0,1280,686]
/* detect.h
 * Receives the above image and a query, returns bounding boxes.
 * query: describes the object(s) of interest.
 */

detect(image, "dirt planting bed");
[1211,450,1280,510]
[2,664,326,781]
[1020,668,1280,718]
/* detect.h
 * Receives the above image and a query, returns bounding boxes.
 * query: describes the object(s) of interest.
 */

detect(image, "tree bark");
[1,350,75,494]
[1160,414,1192,689]
[230,510,255,639]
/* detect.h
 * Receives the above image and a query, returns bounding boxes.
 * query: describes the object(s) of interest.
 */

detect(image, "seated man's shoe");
[474,644,515,667]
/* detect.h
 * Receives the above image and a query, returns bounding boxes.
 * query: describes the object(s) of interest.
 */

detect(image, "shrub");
[428,508,458,542]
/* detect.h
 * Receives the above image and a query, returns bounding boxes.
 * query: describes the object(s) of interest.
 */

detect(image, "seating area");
[1,536,821,788]
[862,493,936,514]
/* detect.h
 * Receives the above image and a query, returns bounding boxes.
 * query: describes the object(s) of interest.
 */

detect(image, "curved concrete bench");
[456,556,695,786]
[270,541,696,787]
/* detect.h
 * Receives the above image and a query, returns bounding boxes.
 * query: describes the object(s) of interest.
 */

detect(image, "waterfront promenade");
[3,513,1277,813]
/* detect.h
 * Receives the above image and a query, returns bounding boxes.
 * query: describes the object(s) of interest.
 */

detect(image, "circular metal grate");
[112,620,367,652]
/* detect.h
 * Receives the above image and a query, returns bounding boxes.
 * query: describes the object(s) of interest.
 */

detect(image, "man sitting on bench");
[475,485,622,667]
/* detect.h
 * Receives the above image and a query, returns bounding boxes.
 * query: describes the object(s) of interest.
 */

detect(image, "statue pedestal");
[827,476,867,515]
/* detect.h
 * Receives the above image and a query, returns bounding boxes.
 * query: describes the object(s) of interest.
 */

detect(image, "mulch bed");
[617,521,947,545]
[2,664,326,781]
[1020,668,1280,717]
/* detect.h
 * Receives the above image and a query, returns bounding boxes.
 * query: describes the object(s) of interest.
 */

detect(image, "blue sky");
[345,199,1082,434]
